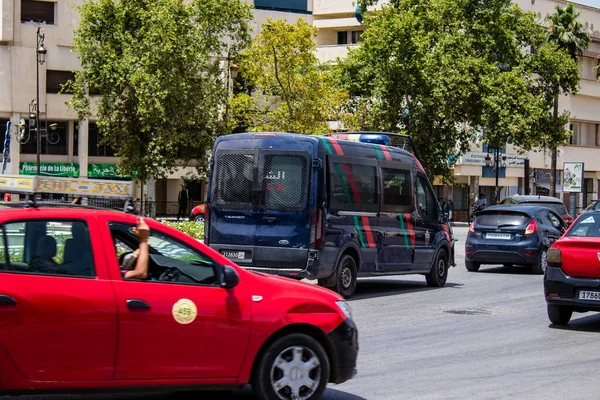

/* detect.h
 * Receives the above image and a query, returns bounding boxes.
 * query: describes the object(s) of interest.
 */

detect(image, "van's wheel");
[547,304,572,325]
[252,333,329,400]
[335,255,358,299]
[465,261,480,272]
[531,248,548,275]
[426,249,448,287]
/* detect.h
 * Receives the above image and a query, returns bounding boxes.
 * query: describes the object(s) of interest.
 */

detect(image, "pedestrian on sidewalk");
[177,183,190,221]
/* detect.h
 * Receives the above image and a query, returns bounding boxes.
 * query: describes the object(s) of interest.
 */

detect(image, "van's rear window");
[213,153,255,209]
[476,213,530,227]
[261,154,308,210]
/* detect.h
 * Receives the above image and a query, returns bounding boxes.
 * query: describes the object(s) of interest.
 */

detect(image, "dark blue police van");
[205,132,455,298]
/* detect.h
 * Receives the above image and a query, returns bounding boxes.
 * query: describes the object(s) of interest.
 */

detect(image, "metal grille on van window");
[214,153,255,208]
[261,155,308,210]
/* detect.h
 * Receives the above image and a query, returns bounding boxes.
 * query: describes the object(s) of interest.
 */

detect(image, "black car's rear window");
[523,202,567,216]
[567,213,600,237]
[476,212,530,227]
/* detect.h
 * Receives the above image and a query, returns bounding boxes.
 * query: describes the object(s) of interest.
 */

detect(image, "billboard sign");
[563,162,584,193]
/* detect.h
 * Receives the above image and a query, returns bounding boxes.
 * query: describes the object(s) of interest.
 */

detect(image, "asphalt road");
[5,226,600,400]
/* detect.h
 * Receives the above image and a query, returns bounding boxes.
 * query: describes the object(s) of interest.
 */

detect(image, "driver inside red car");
[121,218,150,280]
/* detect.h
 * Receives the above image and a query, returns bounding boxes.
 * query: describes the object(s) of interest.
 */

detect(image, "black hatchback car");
[465,205,567,274]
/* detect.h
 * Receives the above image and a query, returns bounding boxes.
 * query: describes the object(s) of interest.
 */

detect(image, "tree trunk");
[550,94,559,198]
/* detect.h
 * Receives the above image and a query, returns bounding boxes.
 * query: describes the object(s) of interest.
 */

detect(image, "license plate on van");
[486,233,511,240]
[221,251,246,260]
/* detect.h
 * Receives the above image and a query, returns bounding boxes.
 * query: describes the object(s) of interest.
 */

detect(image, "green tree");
[546,3,590,197]
[345,0,580,181]
[228,18,356,134]
[67,0,252,181]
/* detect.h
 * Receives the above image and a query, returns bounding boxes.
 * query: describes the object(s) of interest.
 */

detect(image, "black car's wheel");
[252,333,330,400]
[194,215,205,224]
[532,248,548,275]
[426,249,448,287]
[547,304,572,325]
[465,260,480,272]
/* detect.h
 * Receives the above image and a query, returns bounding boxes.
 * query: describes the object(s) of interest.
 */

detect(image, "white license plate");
[486,233,511,240]
[579,290,600,301]
[221,251,245,259]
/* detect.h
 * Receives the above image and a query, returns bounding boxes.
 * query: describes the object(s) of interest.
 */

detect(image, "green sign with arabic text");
[88,164,134,179]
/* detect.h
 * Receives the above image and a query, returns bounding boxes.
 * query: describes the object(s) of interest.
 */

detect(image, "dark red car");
[544,210,600,325]
[0,204,357,399]
[189,203,205,223]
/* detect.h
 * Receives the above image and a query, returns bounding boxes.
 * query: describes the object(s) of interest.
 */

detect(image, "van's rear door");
[254,149,312,256]
[210,149,259,261]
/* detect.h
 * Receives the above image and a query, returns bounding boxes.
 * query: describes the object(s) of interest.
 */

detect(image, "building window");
[88,122,116,157]
[46,70,75,94]
[20,121,68,155]
[337,31,348,45]
[351,30,363,44]
[21,0,55,25]
[570,122,598,146]
[254,0,308,13]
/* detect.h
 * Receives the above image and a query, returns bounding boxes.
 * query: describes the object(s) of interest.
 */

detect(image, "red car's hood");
[251,271,342,302]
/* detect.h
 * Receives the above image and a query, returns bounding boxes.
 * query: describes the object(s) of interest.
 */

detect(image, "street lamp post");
[35,27,47,176]
[485,145,507,203]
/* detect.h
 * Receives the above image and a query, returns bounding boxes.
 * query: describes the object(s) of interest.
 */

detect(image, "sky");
[572,0,600,9]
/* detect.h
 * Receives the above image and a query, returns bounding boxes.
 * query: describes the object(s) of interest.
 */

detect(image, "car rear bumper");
[465,235,539,265]
[545,266,600,311]
[209,244,337,279]
[328,318,358,384]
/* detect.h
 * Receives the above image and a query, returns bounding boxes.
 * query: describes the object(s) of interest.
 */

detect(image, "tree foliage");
[68,0,252,180]
[229,18,356,134]
[344,0,580,179]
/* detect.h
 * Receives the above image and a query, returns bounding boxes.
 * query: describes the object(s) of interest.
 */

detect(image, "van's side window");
[382,168,411,207]
[415,174,438,221]
[330,162,377,206]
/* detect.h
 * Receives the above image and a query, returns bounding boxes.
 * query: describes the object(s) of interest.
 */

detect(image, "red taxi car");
[0,204,357,399]
[544,210,600,325]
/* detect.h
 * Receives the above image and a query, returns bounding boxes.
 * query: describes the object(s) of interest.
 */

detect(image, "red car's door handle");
[126,299,150,310]
[0,295,17,305]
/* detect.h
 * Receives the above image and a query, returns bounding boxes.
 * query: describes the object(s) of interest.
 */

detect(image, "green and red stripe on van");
[320,136,376,249]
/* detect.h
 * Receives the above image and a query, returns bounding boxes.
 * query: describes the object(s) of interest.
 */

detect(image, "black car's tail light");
[547,248,562,268]
[469,220,475,233]
[525,219,538,235]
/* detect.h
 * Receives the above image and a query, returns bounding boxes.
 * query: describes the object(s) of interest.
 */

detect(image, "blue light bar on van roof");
[330,133,391,145]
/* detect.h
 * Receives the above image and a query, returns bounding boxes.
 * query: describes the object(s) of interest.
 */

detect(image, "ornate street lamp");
[35,27,47,175]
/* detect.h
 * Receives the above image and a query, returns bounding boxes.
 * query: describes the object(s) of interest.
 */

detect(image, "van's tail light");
[547,248,562,268]
[310,207,324,249]
[525,219,538,235]
[469,220,475,233]
[204,203,211,244]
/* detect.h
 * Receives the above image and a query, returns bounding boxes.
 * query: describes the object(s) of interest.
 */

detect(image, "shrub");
[160,220,204,241]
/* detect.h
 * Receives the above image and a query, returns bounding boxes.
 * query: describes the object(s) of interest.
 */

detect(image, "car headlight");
[336,300,353,320]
